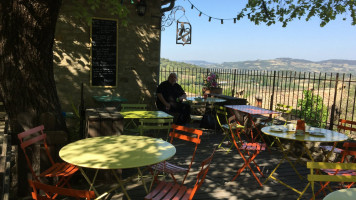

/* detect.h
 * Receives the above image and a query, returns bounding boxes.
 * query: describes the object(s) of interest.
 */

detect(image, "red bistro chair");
[29,180,95,200]
[18,125,78,187]
[320,119,356,161]
[145,149,215,200]
[229,116,266,187]
[150,124,202,184]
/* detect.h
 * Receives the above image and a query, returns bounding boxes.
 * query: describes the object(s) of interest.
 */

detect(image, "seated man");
[156,73,191,125]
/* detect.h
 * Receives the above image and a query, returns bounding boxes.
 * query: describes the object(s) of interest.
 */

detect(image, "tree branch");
[161,0,175,13]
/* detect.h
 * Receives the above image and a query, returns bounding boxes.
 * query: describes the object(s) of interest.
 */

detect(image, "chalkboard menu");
[90,18,118,87]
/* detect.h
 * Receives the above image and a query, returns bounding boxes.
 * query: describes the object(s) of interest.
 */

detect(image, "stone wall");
[53,0,161,112]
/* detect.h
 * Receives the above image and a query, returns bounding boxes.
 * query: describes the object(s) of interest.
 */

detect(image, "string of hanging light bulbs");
[186,0,239,24]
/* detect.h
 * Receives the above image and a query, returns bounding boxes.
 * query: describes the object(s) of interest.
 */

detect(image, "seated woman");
[156,73,191,125]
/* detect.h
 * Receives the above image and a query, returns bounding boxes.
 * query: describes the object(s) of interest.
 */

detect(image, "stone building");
[54,0,162,111]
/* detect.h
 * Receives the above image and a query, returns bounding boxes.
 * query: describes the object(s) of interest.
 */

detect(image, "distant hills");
[180,60,218,67]
[167,58,356,74]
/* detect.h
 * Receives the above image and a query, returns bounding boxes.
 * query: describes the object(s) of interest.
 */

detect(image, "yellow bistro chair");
[121,103,147,132]
[307,162,356,200]
[121,103,147,111]
[263,103,293,147]
[215,105,244,152]
[138,118,173,139]
[274,103,293,125]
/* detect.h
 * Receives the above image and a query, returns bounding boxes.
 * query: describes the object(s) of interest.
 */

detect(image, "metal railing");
[160,67,356,133]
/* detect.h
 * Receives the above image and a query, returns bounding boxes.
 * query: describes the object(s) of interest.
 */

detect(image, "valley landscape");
[167,58,356,74]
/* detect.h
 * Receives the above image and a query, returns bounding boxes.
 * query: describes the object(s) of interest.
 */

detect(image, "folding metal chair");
[229,117,266,187]
[320,119,356,161]
[274,103,293,125]
[18,125,78,187]
[138,118,173,138]
[307,161,356,200]
[215,105,244,153]
[145,149,215,200]
[121,103,147,132]
[312,143,356,199]
[29,180,95,199]
[150,124,202,184]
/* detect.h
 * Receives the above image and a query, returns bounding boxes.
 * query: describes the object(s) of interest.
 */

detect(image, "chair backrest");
[29,180,95,200]
[188,149,216,200]
[340,142,356,163]
[307,162,356,182]
[338,119,356,134]
[169,124,202,145]
[138,118,174,137]
[18,125,54,180]
[307,162,356,200]
[228,115,244,146]
[169,124,203,183]
[214,105,228,130]
[121,104,147,111]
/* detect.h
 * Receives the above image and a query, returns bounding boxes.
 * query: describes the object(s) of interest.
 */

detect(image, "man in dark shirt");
[156,73,191,125]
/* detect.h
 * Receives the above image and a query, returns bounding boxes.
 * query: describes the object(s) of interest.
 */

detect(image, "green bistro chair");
[264,103,293,147]
[274,103,293,125]
[215,105,244,153]
[138,118,174,139]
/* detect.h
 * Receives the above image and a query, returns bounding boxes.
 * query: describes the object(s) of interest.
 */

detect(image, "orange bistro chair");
[145,149,215,200]
[229,116,266,187]
[29,180,95,200]
[18,125,78,187]
[320,119,356,161]
[150,124,202,184]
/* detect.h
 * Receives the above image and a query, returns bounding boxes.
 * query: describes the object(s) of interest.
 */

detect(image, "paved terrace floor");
[29,126,344,200]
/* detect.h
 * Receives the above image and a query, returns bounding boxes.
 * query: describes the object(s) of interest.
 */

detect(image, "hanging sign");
[176,21,191,45]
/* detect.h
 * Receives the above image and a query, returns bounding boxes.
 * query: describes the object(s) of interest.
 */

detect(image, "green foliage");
[237,0,356,27]
[296,90,328,127]
[72,0,130,26]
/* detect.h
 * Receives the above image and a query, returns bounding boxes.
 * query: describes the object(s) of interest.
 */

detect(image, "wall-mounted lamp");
[136,0,147,16]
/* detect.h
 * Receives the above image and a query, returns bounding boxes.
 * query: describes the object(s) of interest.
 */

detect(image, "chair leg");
[232,148,264,187]
[218,129,234,152]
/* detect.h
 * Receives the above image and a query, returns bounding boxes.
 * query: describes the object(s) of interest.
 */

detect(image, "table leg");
[111,169,131,200]
[263,140,304,185]
[78,167,100,196]
[137,168,148,193]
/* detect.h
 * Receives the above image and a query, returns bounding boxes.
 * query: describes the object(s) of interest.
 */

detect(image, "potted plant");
[203,72,222,95]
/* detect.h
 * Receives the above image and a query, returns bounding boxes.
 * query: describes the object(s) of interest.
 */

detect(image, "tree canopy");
[236,0,356,27]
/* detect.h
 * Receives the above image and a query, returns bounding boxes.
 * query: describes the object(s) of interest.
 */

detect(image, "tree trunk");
[0,0,65,135]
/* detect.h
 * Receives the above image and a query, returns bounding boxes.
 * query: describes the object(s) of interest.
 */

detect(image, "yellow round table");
[59,135,176,169]
[59,135,176,199]
[119,110,173,119]
[323,188,356,200]
[262,126,349,142]
[261,125,348,200]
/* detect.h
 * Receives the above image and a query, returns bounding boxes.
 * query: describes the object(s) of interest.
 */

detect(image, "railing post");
[329,73,339,130]
[270,71,277,110]
[232,69,237,97]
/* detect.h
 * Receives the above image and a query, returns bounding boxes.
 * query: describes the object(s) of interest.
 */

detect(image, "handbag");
[200,113,217,129]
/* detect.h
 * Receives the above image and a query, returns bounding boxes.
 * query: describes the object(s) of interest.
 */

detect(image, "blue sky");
[160,0,356,63]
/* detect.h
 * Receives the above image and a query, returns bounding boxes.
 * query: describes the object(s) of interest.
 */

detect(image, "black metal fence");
[160,67,356,133]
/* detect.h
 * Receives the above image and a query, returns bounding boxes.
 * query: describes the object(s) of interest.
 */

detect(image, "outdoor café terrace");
[1,68,356,200]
